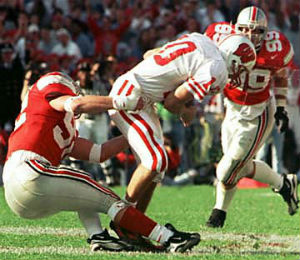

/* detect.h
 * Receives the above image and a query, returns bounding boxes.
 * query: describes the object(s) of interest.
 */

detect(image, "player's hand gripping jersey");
[111,33,228,104]
[7,72,78,166]
[205,22,294,105]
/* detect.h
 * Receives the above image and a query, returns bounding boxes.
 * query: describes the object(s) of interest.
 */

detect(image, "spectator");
[85,0,132,58]
[51,28,82,63]
[0,43,24,127]
[20,60,50,101]
[285,62,300,173]
[0,125,9,186]
[15,23,40,67]
[38,26,57,55]
[155,24,177,47]
[70,19,94,57]
[196,0,226,31]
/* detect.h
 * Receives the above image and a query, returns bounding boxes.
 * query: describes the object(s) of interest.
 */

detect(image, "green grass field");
[0,185,299,260]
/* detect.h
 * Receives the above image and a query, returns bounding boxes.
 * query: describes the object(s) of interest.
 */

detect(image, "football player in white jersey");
[3,71,201,252]
[108,32,256,241]
[205,6,299,228]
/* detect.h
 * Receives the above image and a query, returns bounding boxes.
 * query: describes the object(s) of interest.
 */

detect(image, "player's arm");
[164,85,197,127]
[69,136,129,163]
[273,67,289,133]
[49,94,143,115]
[273,67,288,107]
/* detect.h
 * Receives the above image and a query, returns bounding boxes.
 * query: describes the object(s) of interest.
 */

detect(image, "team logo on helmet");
[233,43,256,65]
[218,34,256,88]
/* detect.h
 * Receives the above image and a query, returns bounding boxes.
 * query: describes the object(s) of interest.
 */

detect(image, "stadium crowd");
[0,0,300,186]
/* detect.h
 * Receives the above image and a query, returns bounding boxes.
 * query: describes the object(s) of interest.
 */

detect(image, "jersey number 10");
[154,41,197,66]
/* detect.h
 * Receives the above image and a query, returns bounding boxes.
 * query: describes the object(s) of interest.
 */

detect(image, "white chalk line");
[0,226,299,255]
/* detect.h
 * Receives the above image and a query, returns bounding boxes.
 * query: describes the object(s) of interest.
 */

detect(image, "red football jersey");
[7,73,78,166]
[205,22,294,105]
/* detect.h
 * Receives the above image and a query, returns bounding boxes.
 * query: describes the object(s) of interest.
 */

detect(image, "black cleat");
[87,229,134,252]
[276,174,299,215]
[163,223,200,253]
[109,221,165,252]
[206,208,226,228]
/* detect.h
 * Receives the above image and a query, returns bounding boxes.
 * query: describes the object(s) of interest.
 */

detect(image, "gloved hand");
[274,106,289,133]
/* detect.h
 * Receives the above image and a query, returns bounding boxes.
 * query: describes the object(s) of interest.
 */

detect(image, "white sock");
[78,211,103,237]
[148,224,174,244]
[252,160,283,190]
[214,181,237,212]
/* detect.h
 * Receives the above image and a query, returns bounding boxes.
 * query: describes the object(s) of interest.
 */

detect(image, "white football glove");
[112,95,141,111]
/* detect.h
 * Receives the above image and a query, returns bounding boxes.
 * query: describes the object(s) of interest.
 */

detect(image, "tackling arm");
[49,94,144,115]
[69,136,129,163]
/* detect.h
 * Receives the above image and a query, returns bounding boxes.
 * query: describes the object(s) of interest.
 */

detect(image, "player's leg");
[3,158,200,252]
[207,104,271,228]
[3,158,133,251]
[244,103,299,215]
[109,107,168,211]
[109,201,201,252]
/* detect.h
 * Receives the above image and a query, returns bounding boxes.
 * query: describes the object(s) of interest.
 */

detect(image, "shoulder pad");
[258,31,294,69]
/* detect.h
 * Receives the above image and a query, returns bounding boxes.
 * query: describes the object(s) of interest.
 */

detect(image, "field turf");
[0,185,299,260]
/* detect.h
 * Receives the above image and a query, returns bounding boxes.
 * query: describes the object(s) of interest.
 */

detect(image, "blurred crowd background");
[0,0,299,186]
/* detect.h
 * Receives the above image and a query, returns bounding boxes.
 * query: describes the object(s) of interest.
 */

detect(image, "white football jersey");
[122,33,228,103]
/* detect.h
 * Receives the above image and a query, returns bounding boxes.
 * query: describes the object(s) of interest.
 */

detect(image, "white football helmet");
[218,34,256,87]
[236,6,268,50]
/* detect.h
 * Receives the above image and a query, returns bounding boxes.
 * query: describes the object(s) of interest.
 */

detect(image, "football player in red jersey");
[3,71,201,252]
[205,6,299,228]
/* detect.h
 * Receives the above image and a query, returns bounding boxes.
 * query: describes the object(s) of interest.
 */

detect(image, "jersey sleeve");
[182,60,228,102]
[280,33,294,67]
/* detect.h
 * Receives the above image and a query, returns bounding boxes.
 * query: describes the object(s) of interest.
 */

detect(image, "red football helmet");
[218,34,256,87]
[37,71,83,96]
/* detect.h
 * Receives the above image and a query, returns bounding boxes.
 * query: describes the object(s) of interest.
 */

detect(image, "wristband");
[64,96,80,113]
[274,87,287,107]
[89,144,102,163]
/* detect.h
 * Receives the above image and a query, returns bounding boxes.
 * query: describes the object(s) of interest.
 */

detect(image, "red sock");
[119,206,157,237]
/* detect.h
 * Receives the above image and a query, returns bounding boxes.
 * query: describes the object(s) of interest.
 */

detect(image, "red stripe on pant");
[226,109,267,184]
[132,113,167,172]
[28,160,120,199]
[119,111,159,171]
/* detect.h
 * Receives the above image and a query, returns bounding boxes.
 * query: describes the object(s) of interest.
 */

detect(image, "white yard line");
[0,226,85,236]
[0,226,299,255]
